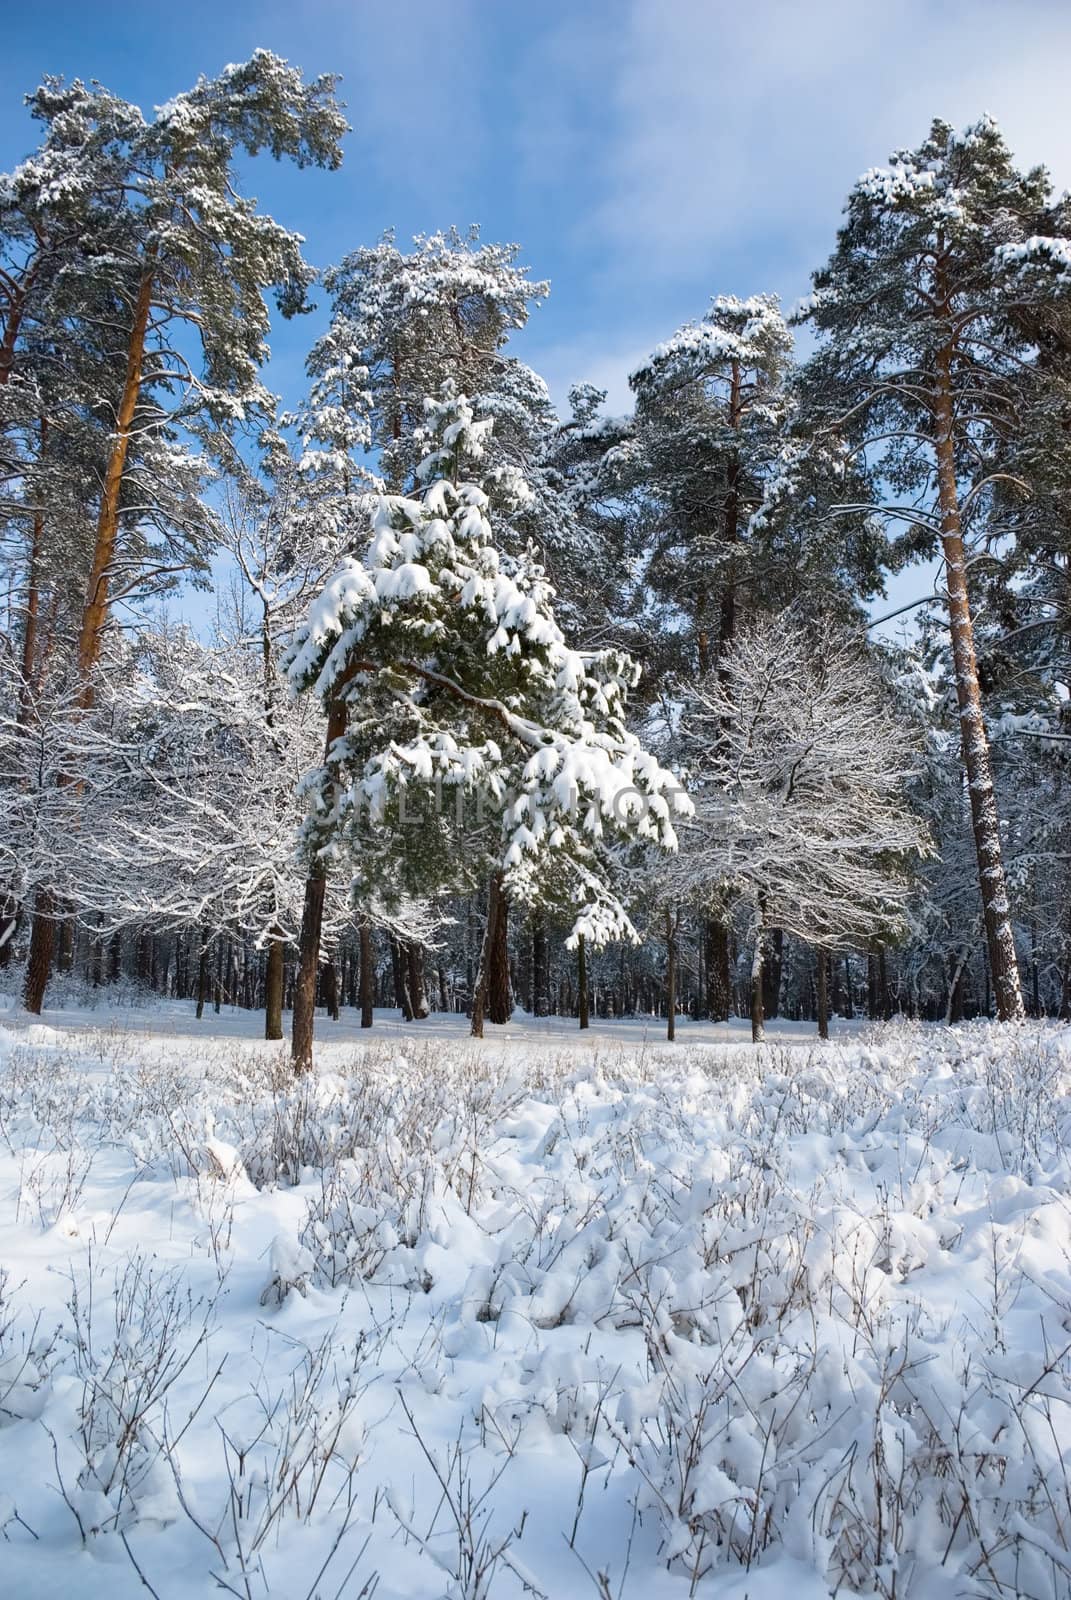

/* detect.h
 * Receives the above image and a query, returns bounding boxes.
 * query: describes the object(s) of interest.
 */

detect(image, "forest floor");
[0,992,860,1047]
[1,1004,1070,1599]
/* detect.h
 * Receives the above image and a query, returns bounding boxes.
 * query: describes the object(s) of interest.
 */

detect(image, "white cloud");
[529,0,1071,291]
[503,0,1071,419]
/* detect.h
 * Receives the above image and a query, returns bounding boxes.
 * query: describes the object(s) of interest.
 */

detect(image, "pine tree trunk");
[75,266,156,706]
[27,270,155,1017]
[265,931,284,1041]
[665,908,677,1042]
[577,933,590,1030]
[817,949,829,1040]
[878,945,891,1019]
[358,920,375,1028]
[487,882,511,1025]
[291,689,352,1072]
[462,898,474,1014]
[531,913,549,1017]
[57,910,73,973]
[705,916,732,1021]
[867,943,880,1020]
[323,951,340,1021]
[1030,920,1041,1018]
[214,940,224,1013]
[750,922,765,1045]
[22,887,55,1014]
[390,937,413,1019]
[406,941,430,1019]
[195,931,208,1020]
[0,260,38,389]
[945,949,968,1025]
[470,871,506,1038]
[933,341,1024,1021]
[292,873,326,1072]
[0,288,25,388]
[761,927,783,1019]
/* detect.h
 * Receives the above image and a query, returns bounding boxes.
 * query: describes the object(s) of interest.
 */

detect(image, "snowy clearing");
[2,1010,1071,1599]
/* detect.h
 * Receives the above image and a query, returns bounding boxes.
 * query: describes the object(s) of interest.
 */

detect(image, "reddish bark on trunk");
[933,340,1024,1021]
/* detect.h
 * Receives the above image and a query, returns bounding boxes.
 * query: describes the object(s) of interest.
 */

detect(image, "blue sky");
[4,0,1071,630]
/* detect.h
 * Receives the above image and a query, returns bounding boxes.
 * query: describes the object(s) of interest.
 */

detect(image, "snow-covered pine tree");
[292,231,644,1025]
[294,231,571,1015]
[299,228,616,638]
[66,52,346,702]
[630,294,795,676]
[800,116,1071,1021]
[0,78,143,963]
[623,294,886,1021]
[627,295,798,1023]
[3,52,346,1012]
[285,384,692,1069]
[302,228,547,494]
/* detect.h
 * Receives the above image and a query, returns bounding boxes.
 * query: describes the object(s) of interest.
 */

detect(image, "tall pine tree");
[801,116,1071,1020]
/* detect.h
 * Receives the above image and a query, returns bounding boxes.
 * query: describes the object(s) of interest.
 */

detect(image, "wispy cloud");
[502,0,1071,413]
[524,0,1071,295]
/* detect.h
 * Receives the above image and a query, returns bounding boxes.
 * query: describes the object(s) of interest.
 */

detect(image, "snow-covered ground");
[0,991,855,1047]
[1,1005,1070,1598]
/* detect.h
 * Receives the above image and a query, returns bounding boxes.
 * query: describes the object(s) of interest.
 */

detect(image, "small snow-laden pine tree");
[285,385,692,1065]
[670,610,929,1041]
[800,115,1071,1020]
[215,451,440,1036]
